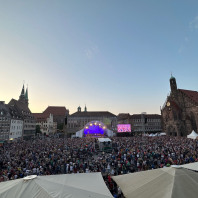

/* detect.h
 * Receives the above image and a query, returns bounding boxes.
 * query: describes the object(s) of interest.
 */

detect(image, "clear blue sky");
[1,0,198,115]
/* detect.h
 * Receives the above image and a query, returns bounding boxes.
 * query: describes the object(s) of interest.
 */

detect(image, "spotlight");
[90,123,92,126]
[95,122,97,125]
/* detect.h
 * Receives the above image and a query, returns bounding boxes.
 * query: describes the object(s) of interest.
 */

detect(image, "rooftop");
[70,111,116,117]
[43,106,68,116]
[179,89,198,104]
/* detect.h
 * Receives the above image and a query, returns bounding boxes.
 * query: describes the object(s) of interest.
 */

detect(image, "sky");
[0,0,198,115]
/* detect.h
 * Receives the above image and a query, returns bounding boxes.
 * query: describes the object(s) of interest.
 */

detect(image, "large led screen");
[117,124,131,132]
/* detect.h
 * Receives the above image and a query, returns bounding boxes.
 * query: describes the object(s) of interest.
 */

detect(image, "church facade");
[161,76,198,136]
[8,85,36,139]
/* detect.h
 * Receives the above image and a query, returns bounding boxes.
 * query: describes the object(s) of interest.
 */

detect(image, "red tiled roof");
[179,89,198,104]
[9,99,31,113]
[43,106,67,116]
[33,113,49,121]
[70,111,116,117]
[117,113,130,120]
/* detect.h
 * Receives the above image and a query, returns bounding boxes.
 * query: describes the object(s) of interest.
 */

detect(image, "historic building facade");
[161,76,198,136]
[130,114,162,133]
[65,106,117,137]
[117,112,162,133]
[33,113,57,135]
[42,106,69,130]
[117,113,131,124]
[0,101,11,141]
[8,85,36,139]
[0,101,24,141]
[9,105,23,140]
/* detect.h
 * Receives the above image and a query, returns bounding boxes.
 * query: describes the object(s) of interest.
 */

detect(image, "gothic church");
[161,76,198,136]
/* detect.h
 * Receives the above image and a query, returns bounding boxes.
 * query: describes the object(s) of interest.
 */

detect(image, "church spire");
[25,86,29,105]
[20,84,25,96]
[84,105,87,112]
[19,83,29,105]
[19,84,25,101]
[25,86,28,100]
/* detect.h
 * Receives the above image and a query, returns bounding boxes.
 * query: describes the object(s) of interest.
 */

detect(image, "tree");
[57,123,64,131]
[36,125,41,135]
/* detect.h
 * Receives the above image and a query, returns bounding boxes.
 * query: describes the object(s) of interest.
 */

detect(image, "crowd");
[0,136,198,197]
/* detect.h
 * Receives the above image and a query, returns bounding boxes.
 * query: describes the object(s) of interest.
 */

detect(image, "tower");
[77,106,81,112]
[25,87,29,105]
[19,84,29,106]
[19,84,25,101]
[84,105,87,112]
[170,75,177,93]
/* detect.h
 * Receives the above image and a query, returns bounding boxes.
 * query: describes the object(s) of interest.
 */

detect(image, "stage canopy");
[112,166,198,198]
[0,173,113,198]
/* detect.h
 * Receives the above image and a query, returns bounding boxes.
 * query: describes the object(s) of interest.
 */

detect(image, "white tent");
[187,130,198,139]
[98,138,112,151]
[75,129,84,138]
[106,129,113,137]
[112,166,198,198]
[0,173,113,198]
[98,138,112,143]
[160,132,166,136]
[180,162,198,171]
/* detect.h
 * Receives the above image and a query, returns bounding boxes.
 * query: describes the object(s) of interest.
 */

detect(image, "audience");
[0,135,197,197]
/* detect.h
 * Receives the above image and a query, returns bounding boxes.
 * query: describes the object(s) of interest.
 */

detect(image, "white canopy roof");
[106,129,113,137]
[98,138,111,142]
[0,173,113,198]
[112,166,198,198]
[187,130,198,139]
[75,129,84,138]
[180,162,198,171]
[160,132,166,136]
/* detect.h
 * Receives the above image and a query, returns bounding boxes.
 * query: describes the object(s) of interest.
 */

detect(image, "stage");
[75,121,113,138]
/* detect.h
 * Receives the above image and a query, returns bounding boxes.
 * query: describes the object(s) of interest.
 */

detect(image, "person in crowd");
[0,135,198,197]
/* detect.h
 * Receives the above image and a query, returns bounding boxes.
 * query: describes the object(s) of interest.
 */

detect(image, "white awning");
[180,162,198,171]
[0,173,113,198]
[112,166,198,198]
[98,138,111,142]
[187,130,198,139]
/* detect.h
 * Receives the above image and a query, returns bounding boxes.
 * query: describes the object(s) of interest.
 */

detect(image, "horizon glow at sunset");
[1,1,198,115]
